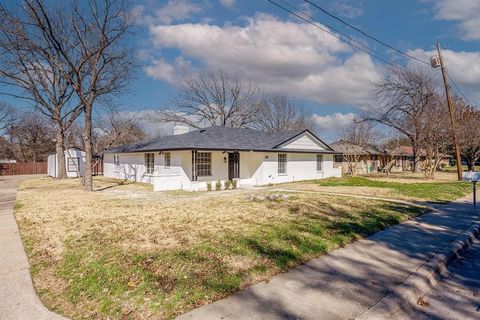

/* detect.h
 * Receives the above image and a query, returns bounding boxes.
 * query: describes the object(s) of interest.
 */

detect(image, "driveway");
[0,175,66,320]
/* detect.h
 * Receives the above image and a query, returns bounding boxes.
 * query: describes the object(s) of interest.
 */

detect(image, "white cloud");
[329,0,363,18]
[311,112,356,140]
[430,0,480,40]
[312,112,355,131]
[408,48,480,103]
[150,0,202,25]
[145,57,193,83]
[219,0,235,9]
[145,59,175,82]
[148,14,382,105]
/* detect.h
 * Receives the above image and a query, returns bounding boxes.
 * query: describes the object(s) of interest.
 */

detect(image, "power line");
[268,0,400,68]
[447,73,474,105]
[304,0,430,66]
[274,0,387,61]
[269,0,475,106]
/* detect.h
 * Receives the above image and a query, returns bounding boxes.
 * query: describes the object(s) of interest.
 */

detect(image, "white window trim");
[278,153,287,175]
[196,152,212,177]
[317,154,324,172]
[164,152,171,168]
[145,153,155,175]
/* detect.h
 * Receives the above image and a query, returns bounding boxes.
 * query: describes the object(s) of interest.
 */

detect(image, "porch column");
[191,150,197,181]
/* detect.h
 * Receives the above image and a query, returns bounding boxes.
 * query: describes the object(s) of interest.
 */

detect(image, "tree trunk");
[413,155,421,172]
[412,143,421,173]
[466,158,474,172]
[55,124,67,179]
[83,105,93,191]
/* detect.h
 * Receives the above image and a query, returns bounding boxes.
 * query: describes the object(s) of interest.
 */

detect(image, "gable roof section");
[275,130,333,151]
[107,126,339,154]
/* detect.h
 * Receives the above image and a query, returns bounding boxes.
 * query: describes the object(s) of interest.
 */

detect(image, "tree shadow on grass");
[178,199,480,320]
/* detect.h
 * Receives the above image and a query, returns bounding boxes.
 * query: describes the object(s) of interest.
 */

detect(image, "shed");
[47,148,86,178]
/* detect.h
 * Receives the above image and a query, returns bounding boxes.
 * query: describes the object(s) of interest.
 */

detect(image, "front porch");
[153,150,264,191]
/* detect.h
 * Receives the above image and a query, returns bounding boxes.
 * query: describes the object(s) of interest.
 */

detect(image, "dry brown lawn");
[15,176,428,319]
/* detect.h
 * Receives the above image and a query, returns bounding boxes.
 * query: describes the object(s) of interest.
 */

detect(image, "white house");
[104,126,342,191]
[47,147,86,178]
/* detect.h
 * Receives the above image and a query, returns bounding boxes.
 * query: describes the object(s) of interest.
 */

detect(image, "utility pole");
[432,41,463,181]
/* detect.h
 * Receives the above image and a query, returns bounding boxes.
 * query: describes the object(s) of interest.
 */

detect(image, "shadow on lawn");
[94,178,133,191]
[178,199,480,320]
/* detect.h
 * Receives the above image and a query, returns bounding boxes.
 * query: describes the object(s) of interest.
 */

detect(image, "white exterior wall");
[104,150,341,191]
[258,153,340,185]
[103,152,156,184]
[47,148,86,178]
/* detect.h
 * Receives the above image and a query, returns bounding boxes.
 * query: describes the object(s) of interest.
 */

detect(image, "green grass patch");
[51,198,426,319]
[313,176,471,203]
[14,201,23,212]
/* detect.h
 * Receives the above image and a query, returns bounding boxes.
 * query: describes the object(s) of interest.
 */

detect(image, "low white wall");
[104,150,342,191]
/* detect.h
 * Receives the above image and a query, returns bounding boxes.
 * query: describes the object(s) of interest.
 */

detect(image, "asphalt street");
[404,238,480,320]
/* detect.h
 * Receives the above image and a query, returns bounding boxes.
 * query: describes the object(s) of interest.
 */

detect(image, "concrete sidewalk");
[0,175,66,320]
[177,194,480,320]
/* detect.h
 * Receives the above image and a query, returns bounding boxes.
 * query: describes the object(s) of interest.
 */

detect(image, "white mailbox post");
[463,172,480,208]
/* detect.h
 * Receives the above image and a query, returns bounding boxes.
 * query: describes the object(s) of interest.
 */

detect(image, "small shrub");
[206,181,212,191]
[231,179,237,189]
[215,180,222,191]
[224,180,231,190]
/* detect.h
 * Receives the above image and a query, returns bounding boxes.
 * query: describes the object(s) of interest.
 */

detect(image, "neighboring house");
[390,146,451,171]
[330,140,388,175]
[331,141,452,175]
[104,126,342,191]
[47,147,86,178]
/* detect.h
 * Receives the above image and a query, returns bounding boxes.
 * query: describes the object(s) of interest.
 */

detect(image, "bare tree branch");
[361,68,438,173]
[0,1,84,179]
[252,94,313,133]
[157,70,262,129]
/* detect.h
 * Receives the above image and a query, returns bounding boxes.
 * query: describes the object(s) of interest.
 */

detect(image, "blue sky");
[2,0,480,139]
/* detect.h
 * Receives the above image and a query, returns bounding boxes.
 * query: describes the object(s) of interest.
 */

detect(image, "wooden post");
[474,181,477,208]
[436,42,463,181]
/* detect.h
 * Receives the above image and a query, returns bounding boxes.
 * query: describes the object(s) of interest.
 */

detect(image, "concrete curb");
[356,220,480,320]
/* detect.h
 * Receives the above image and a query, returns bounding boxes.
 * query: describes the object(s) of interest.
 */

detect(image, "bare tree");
[337,119,375,176]
[20,0,136,191]
[417,96,452,179]
[6,112,55,162]
[0,3,83,179]
[455,99,480,171]
[93,106,147,154]
[252,94,313,132]
[156,70,261,128]
[363,68,438,172]
[0,103,17,133]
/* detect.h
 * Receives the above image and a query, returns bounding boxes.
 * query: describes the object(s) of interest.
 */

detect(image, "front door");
[228,152,240,180]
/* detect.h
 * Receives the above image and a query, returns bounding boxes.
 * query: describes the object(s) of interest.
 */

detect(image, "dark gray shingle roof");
[107,126,337,154]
